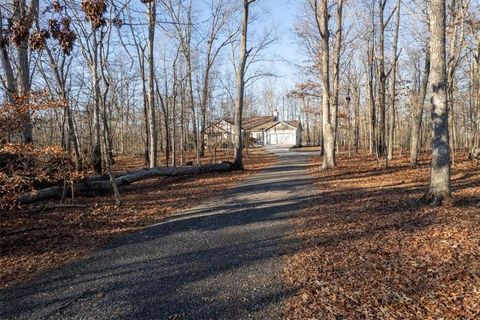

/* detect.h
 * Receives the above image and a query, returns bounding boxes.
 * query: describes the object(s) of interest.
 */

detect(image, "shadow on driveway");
[1,149,316,320]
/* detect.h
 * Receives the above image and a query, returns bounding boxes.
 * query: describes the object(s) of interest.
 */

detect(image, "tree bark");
[423,0,451,205]
[376,0,387,158]
[317,0,335,169]
[353,77,361,153]
[16,0,34,144]
[331,0,344,162]
[233,0,255,170]
[387,0,401,161]
[91,31,102,174]
[147,0,158,167]
[366,31,376,155]
[0,5,17,105]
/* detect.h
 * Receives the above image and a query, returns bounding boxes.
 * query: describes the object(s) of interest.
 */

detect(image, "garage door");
[270,133,295,145]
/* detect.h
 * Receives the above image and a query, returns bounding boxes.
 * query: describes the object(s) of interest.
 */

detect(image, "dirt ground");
[284,152,480,319]
[0,148,276,289]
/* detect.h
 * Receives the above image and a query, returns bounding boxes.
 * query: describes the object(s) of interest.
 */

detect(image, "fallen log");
[19,162,233,204]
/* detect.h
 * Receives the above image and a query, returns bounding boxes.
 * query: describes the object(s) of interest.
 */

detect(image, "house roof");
[215,116,301,132]
[284,120,301,128]
[263,120,301,131]
[222,116,277,131]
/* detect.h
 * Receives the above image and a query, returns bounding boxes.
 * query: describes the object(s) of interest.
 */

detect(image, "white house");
[264,120,302,146]
[205,114,302,147]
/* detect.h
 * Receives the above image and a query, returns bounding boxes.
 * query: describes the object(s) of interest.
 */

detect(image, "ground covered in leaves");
[0,148,275,289]
[284,152,479,319]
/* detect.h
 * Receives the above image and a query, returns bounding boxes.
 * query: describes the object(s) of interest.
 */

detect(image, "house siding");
[206,117,301,148]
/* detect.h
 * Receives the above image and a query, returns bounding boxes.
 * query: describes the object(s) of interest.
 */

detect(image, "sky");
[251,0,307,89]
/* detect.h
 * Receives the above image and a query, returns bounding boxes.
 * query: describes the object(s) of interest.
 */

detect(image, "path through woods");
[0,147,317,319]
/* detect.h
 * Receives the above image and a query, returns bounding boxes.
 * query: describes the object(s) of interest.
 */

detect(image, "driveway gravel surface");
[0,147,318,320]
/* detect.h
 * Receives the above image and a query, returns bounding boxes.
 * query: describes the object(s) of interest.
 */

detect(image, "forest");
[1,0,479,319]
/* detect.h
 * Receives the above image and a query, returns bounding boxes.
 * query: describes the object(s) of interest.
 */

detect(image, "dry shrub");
[0,92,81,210]
[7,16,32,46]
[0,143,83,211]
[28,29,49,51]
[47,16,76,54]
[51,0,64,13]
[81,0,107,29]
[0,91,67,139]
[3,1,76,55]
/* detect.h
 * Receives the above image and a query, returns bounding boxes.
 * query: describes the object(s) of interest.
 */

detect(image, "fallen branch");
[19,162,233,204]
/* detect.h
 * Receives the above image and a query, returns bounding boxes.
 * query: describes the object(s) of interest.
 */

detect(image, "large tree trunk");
[410,46,430,166]
[376,0,387,158]
[1,1,37,144]
[233,0,255,170]
[147,0,158,167]
[317,0,335,169]
[331,0,344,162]
[423,0,451,206]
[0,5,17,105]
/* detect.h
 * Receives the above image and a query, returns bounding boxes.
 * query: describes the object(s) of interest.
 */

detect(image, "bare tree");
[376,0,387,158]
[331,0,344,163]
[423,0,451,205]
[199,0,236,157]
[315,0,338,169]
[163,0,200,163]
[233,0,256,170]
[387,0,401,161]
[146,0,158,167]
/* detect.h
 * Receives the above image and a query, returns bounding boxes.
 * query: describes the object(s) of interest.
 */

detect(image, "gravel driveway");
[1,147,318,320]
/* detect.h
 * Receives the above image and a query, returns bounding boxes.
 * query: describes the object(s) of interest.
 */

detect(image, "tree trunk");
[317,0,335,169]
[366,33,376,155]
[147,0,157,167]
[200,65,211,158]
[331,0,344,162]
[353,79,360,153]
[376,0,386,158]
[423,0,451,205]
[91,32,102,174]
[15,0,34,144]
[472,39,480,153]
[387,0,401,161]
[186,58,199,164]
[233,0,255,170]
[0,4,17,105]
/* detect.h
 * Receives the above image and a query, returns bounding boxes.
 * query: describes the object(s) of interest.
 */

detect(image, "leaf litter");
[283,152,479,320]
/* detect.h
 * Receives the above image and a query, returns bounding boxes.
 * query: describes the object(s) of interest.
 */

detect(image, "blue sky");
[254,0,306,89]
